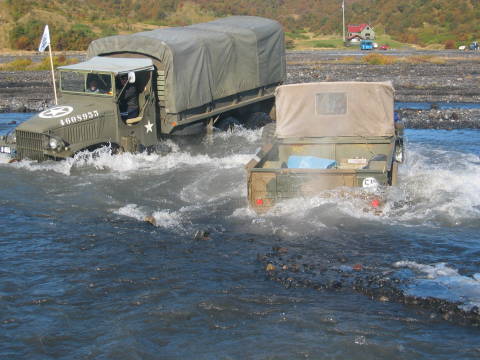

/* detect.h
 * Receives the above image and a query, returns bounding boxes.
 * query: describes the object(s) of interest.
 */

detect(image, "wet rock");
[144,216,156,226]
[266,263,276,272]
[352,264,363,271]
[259,247,480,327]
[193,230,210,240]
[272,246,289,254]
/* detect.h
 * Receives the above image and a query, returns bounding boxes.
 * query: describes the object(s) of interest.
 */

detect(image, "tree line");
[6,0,480,50]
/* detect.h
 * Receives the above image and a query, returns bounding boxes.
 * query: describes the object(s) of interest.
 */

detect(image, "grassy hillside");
[1,0,479,51]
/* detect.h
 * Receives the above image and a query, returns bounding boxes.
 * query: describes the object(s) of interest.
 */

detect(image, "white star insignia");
[144,121,154,133]
[39,106,73,119]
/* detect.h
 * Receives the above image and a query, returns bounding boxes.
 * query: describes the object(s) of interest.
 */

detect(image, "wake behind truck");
[246,81,404,212]
[1,16,285,161]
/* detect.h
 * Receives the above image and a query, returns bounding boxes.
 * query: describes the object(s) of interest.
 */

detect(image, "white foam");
[5,142,252,177]
[394,261,480,310]
[372,146,480,225]
[115,204,184,231]
[394,261,459,278]
[151,209,183,229]
[0,153,12,164]
[209,125,261,143]
[116,203,147,221]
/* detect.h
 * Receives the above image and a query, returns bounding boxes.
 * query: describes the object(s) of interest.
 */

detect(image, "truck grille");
[15,130,48,161]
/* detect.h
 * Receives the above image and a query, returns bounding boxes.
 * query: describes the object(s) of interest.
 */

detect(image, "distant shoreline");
[1,50,479,129]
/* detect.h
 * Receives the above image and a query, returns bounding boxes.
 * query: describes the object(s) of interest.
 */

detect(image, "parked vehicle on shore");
[360,40,374,50]
[0,16,285,161]
[246,82,404,213]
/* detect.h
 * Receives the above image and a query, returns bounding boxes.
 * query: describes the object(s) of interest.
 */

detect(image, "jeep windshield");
[60,70,113,95]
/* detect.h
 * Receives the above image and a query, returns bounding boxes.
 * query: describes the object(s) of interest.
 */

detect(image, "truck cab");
[10,57,156,161]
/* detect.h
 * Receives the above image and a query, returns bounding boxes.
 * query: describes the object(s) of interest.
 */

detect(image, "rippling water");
[1,114,480,359]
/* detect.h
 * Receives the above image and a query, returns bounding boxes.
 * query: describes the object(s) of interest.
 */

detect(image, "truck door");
[117,70,157,151]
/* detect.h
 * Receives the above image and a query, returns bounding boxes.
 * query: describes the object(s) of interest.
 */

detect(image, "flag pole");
[39,25,58,105]
[48,43,58,105]
[342,0,346,43]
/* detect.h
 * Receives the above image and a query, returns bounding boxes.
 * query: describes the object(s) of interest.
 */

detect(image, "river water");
[1,113,479,359]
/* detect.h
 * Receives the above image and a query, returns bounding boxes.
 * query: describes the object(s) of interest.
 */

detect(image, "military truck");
[0,16,285,161]
[246,81,404,212]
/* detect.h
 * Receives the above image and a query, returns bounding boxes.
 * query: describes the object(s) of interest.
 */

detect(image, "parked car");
[379,45,389,50]
[360,40,374,50]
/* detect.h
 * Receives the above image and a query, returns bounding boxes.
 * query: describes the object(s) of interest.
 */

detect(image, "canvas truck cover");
[275,82,395,138]
[87,16,285,114]
[58,57,154,74]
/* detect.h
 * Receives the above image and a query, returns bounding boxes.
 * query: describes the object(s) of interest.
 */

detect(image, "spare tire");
[261,123,276,144]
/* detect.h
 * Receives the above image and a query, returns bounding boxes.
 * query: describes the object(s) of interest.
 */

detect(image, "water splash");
[116,203,184,231]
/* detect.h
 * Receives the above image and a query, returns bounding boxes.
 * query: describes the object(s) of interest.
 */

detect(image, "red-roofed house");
[347,24,375,40]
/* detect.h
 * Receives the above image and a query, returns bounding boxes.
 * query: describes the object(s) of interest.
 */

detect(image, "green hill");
[1,0,479,51]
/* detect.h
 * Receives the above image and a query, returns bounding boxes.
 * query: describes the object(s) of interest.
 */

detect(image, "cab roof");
[58,56,154,74]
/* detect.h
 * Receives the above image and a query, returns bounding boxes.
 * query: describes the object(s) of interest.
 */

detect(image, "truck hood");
[17,104,104,133]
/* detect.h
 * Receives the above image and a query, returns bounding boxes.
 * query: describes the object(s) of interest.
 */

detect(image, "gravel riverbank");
[1,50,479,128]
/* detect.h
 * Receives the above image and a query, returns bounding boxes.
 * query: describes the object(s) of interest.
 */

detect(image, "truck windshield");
[60,71,112,95]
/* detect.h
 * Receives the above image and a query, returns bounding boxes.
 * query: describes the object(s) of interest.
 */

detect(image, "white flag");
[38,25,50,52]
[342,0,345,9]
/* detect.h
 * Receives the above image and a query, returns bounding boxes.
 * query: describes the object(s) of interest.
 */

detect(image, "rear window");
[315,92,347,115]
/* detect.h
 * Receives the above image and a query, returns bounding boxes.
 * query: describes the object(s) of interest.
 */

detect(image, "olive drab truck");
[246,81,405,212]
[0,16,285,161]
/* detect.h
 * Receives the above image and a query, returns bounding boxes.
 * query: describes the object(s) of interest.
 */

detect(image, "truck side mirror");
[128,71,135,83]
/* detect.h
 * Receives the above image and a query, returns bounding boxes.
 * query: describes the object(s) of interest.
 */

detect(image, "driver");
[87,79,99,93]
[118,75,139,120]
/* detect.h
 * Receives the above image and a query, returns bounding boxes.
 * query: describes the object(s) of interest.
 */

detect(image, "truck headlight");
[47,136,65,151]
[49,137,59,149]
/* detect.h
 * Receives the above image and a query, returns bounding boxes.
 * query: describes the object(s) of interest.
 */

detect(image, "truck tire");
[215,116,240,131]
[261,123,276,144]
[245,112,272,129]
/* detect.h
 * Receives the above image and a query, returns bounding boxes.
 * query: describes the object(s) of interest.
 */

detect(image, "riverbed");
[1,113,479,359]
[1,50,480,129]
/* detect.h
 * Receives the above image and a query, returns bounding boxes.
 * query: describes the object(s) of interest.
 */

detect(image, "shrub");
[336,56,359,64]
[32,56,79,70]
[403,55,446,64]
[312,41,336,48]
[9,20,44,50]
[10,21,96,51]
[362,53,396,65]
[0,58,33,71]
[444,39,456,49]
